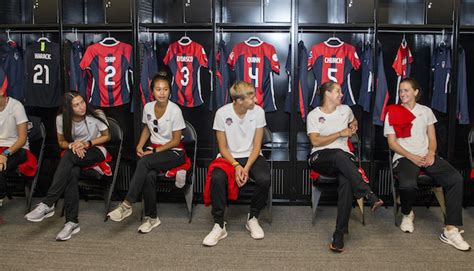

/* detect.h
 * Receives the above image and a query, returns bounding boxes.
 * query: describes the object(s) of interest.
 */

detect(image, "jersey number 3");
[33,64,50,84]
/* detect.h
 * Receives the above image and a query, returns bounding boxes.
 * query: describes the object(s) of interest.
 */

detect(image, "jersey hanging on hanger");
[228,40,280,112]
[308,42,361,107]
[373,44,389,126]
[431,44,451,113]
[0,65,7,96]
[25,41,61,107]
[457,48,470,124]
[358,44,373,112]
[68,40,88,97]
[163,40,208,108]
[209,40,230,111]
[392,43,413,104]
[139,41,158,106]
[284,41,310,120]
[0,41,24,101]
[80,41,133,107]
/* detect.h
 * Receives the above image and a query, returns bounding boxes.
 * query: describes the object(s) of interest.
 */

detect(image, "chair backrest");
[262,126,273,146]
[27,116,45,143]
[350,133,361,166]
[106,117,123,144]
[469,127,474,168]
[182,120,197,145]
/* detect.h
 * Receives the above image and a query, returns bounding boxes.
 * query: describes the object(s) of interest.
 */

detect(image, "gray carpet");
[1,198,473,270]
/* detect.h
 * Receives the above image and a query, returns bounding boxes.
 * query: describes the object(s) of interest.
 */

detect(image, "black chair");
[141,120,197,223]
[311,134,365,225]
[234,126,274,223]
[469,127,474,178]
[388,149,446,226]
[5,116,46,212]
[61,117,123,222]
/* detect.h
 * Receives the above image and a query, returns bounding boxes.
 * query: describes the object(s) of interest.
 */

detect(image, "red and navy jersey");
[80,41,133,107]
[284,41,310,121]
[392,44,413,104]
[373,46,389,126]
[0,65,7,96]
[431,45,451,113]
[163,40,208,108]
[308,42,360,107]
[0,42,24,101]
[228,41,280,112]
[69,41,88,97]
[358,44,373,113]
[209,40,231,110]
[25,41,61,107]
[140,41,158,106]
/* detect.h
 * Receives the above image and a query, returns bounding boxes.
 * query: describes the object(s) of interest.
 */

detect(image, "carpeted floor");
[1,198,473,270]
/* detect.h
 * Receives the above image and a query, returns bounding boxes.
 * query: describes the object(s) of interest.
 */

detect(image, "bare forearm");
[311,132,341,147]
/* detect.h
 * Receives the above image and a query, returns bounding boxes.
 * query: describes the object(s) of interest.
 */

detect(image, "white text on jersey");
[324,57,343,64]
[247,57,261,64]
[34,53,51,60]
[177,56,194,62]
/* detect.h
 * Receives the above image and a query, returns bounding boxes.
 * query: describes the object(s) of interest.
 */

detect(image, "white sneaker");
[202,223,227,247]
[0,197,4,207]
[25,202,55,222]
[400,210,415,233]
[175,170,187,188]
[440,227,471,251]
[138,216,161,233]
[56,222,80,241]
[245,214,264,240]
[107,202,132,222]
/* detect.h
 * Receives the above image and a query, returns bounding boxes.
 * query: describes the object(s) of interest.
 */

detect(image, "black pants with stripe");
[393,156,463,226]
[211,155,271,227]
[0,148,27,199]
[125,149,185,218]
[308,148,374,234]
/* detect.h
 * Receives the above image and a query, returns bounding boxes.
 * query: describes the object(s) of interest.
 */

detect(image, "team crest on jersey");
[318,117,325,124]
[225,118,233,126]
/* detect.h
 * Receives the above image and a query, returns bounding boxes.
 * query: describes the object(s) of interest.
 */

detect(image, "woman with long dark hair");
[107,72,187,234]
[25,91,111,241]
[385,78,470,251]
[307,81,383,253]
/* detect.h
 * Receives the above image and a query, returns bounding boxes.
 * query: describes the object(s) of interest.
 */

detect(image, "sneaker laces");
[448,229,466,245]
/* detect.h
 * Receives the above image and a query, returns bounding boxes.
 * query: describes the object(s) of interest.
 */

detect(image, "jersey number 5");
[327,68,338,82]
[33,64,50,84]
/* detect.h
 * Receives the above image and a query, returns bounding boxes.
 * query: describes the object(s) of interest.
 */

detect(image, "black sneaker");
[329,231,344,253]
[366,192,384,212]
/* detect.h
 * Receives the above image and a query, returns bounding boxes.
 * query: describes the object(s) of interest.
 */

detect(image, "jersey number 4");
[33,64,50,84]
[248,67,259,88]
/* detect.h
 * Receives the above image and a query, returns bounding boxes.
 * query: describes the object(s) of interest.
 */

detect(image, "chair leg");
[432,187,447,219]
[267,185,272,224]
[356,198,365,225]
[184,185,193,223]
[24,184,31,212]
[394,195,401,226]
[311,185,322,226]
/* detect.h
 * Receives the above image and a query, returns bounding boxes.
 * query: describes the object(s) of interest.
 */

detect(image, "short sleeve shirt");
[142,101,186,145]
[0,97,29,149]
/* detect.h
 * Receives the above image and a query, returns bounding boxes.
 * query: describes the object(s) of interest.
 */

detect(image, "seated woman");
[307,81,383,253]
[107,72,187,234]
[25,91,111,241]
[0,92,29,206]
[384,78,470,251]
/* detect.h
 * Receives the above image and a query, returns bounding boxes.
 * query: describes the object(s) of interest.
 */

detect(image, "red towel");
[204,158,238,206]
[386,104,416,138]
[149,143,191,177]
[60,146,113,176]
[0,147,38,177]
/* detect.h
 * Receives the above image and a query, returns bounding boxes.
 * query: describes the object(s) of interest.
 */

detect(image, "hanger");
[6,29,14,44]
[325,32,343,46]
[178,31,192,44]
[439,29,446,47]
[245,34,263,45]
[100,32,119,46]
[37,32,51,42]
[365,28,372,47]
[401,33,407,48]
[74,28,79,42]
[146,28,151,43]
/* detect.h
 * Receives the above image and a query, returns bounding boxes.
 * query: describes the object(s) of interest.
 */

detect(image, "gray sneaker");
[56,222,80,241]
[107,202,132,222]
[25,202,55,222]
[138,216,161,233]
[175,170,187,188]
[0,197,4,207]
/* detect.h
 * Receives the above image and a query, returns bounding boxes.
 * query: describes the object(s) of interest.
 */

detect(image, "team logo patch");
[272,53,278,62]
[225,118,233,126]
[318,117,325,124]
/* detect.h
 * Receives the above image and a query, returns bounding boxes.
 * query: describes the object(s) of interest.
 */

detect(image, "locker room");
[1,0,474,269]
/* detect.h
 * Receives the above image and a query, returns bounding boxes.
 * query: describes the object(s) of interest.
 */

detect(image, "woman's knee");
[211,168,227,188]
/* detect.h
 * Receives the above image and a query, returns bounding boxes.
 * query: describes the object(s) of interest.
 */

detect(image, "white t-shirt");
[306,104,354,154]
[213,103,267,158]
[142,101,186,145]
[56,110,109,157]
[0,97,29,149]
[384,103,437,162]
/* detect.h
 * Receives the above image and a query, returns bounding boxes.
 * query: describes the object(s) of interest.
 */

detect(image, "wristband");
[88,140,93,147]
[232,161,240,168]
